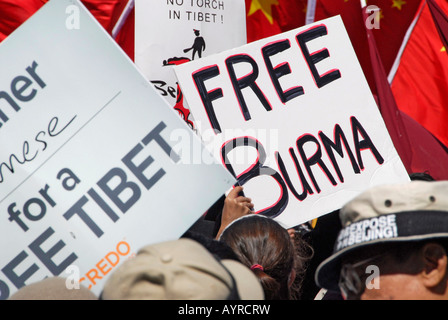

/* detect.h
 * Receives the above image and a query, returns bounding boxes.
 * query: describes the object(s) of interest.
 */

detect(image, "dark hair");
[181,230,240,261]
[219,215,312,300]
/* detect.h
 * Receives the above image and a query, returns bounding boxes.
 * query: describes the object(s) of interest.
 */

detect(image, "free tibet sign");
[0,0,235,298]
[174,16,410,229]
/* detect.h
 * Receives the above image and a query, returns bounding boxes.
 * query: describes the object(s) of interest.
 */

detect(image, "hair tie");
[250,264,264,271]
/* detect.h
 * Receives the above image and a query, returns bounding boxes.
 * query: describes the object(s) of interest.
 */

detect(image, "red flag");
[245,0,307,43]
[369,0,422,79]
[362,4,413,174]
[313,0,375,93]
[0,0,46,41]
[113,4,134,61]
[427,0,448,49]
[312,0,422,96]
[82,0,129,34]
[391,0,448,150]
[363,2,448,180]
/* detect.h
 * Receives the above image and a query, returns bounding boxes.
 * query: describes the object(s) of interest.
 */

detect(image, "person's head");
[218,215,312,300]
[315,180,448,300]
[182,230,241,261]
[100,238,264,300]
[337,240,448,300]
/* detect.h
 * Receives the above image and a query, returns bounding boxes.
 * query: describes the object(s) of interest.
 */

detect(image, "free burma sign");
[174,16,410,228]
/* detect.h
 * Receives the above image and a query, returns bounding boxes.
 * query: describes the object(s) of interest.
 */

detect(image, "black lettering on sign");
[351,116,384,169]
[216,116,384,219]
[61,121,179,238]
[2,227,77,292]
[319,124,360,183]
[192,65,224,133]
[296,25,341,88]
[7,184,57,232]
[262,39,304,103]
[275,148,313,201]
[220,136,288,218]
[226,54,272,121]
[0,115,76,184]
[296,134,337,194]
[0,61,46,128]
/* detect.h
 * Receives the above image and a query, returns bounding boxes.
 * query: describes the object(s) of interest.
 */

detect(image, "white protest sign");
[135,0,246,129]
[0,0,235,299]
[174,16,410,229]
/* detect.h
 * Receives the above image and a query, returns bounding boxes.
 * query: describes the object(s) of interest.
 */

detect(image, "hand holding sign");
[216,186,254,239]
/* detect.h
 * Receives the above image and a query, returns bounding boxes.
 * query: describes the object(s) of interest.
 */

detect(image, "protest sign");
[0,0,235,299]
[174,16,410,229]
[135,0,246,129]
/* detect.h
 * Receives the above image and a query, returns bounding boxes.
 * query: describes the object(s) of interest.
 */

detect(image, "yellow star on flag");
[442,46,446,52]
[376,8,384,22]
[248,0,279,25]
[392,0,406,10]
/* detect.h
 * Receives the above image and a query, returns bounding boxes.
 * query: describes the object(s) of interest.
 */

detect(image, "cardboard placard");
[135,0,246,129]
[174,16,410,228]
[0,0,235,299]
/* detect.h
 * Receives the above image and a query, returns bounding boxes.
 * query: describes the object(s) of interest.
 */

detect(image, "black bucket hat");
[315,180,448,292]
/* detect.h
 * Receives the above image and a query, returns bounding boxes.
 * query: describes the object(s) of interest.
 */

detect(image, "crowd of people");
[8,172,448,301]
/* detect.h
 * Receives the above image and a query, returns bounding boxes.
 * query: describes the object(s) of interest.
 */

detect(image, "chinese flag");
[245,0,308,43]
[313,0,421,97]
[363,1,448,180]
[368,0,422,80]
[391,0,448,150]
[427,0,448,49]
[362,4,413,174]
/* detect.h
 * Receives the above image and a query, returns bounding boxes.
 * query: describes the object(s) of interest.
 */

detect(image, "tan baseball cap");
[101,238,264,300]
[8,277,98,300]
[315,180,448,291]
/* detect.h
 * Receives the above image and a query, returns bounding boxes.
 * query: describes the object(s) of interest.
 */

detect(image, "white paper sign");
[0,0,235,299]
[174,16,410,229]
[135,0,246,129]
